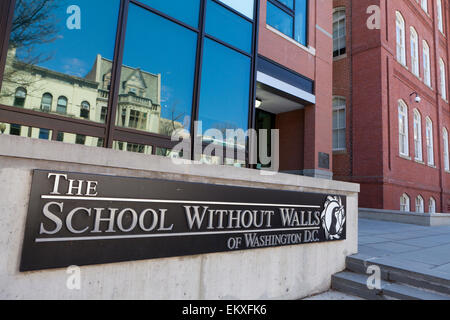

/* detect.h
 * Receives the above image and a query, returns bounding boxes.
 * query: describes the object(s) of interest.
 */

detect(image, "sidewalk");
[358,218,450,275]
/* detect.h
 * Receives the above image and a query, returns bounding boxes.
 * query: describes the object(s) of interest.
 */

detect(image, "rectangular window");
[38,129,50,140]
[119,4,197,137]
[267,0,308,46]
[332,98,346,151]
[437,0,444,33]
[198,38,251,151]
[333,9,346,57]
[0,0,120,124]
[398,103,409,156]
[0,0,259,166]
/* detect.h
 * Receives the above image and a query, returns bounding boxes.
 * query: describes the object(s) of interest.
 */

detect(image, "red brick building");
[333,0,450,213]
[257,0,333,179]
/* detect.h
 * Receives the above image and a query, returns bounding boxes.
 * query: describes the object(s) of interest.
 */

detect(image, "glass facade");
[119,4,197,137]
[0,0,258,165]
[198,38,251,149]
[267,0,308,46]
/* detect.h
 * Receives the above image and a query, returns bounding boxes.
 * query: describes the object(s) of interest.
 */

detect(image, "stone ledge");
[359,208,450,226]
[0,134,360,194]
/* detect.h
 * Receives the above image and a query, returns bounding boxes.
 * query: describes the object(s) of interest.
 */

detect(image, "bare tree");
[1,0,62,97]
[159,100,188,137]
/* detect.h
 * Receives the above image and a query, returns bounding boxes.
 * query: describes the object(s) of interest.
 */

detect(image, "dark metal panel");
[0,104,107,137]
[113,127,180,149]
[257,55,315,95]
[20,170,348,271]
[106,0,129,148]
[189,0,207,160]
[247,0,260,168]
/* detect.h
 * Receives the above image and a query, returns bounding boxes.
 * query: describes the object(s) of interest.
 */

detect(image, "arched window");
[429,197,436,213]
[333,97,346,150]
[410,27,419,76]
[423,40,431,87]
[437,0,444,33]
[444,128,449,171]
[416,195,424,213]
[426,117,434,165]
[57,96,68,114]
[398,100,409,156]
[396,12,406,66]
[41,93,53,112]
[80,101,90,119]
[333,8,346,58]
[14,87,27,107]
[413,109,423,161]
[439,58,447,100]
[400,193,410,212]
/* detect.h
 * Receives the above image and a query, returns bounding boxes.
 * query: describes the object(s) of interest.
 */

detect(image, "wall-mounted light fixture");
[255,99,262,109]
[410,92,421,103]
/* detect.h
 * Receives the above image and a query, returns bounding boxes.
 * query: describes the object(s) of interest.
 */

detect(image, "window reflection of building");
[0,51,185,153]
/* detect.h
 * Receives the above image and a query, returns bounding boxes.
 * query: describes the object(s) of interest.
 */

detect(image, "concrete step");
[346,254,450,295]
[332,271,450,300]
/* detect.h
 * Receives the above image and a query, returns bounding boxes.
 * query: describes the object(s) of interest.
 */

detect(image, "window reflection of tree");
[1,0,62,98]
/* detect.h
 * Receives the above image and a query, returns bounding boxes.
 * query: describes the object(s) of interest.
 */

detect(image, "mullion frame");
[0,0,260,162]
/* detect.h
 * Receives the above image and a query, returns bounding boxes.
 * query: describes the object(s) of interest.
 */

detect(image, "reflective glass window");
[267,0,308,46]
[206,0,253,53]
[294,0,308,45]
[267,2,293,38]
[138,0,200,27]
[217,0,255,19]
[119,4,197,137]
[198,38,251,148]
[278,0,294,9]
[0,0,120,124]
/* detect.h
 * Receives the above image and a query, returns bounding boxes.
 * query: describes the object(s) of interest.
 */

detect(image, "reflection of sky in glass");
[218,0,254,19]
[266,1,293,38]
[198,38,250,133]
[206,0,253,53]
[295,0,308,45]
[15,0,120,78]
[277,0,294,10]
[138,0,200,27]
[123,4,197,127]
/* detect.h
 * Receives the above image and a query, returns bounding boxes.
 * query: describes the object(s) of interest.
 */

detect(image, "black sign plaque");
[20,170,347,271]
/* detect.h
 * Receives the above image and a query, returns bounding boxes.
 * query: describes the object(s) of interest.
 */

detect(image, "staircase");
[332,254,450,300]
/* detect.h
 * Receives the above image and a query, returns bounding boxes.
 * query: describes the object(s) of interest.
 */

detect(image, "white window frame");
[423,40,431,87]
[398,100,409,157]
[426,117,434,166]
[333,97,347,151]
[439,58,447,100]
[400,193,410,212]
[396,12,406,66]
[416,195,424,213]
[333,8,346,58]
[413,109,423,161]
[429,197,436,213]
[444,128,450,171]
[437,0,444,34]
[410,27,419,76]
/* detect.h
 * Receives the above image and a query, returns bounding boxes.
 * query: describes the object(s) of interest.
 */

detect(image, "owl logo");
[321,196,346,240]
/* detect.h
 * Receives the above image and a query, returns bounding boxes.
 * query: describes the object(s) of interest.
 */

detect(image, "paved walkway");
[358,218,450,275]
